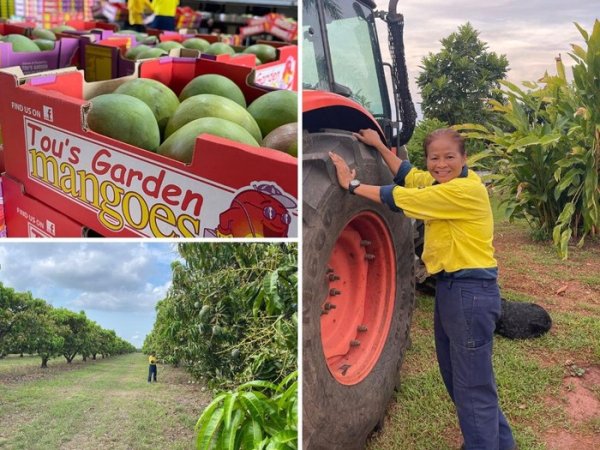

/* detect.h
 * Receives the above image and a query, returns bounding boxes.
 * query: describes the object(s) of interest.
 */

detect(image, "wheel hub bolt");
[328,274,340,281]
[324,303,337,310]
[339,364,351,375]
[360,240,371,246]
[326,267,334,274]
[357,325,368,332]
[329,288,341,296]
[321,310,328,316]
[365,253,375,261]
[350,340,361,347]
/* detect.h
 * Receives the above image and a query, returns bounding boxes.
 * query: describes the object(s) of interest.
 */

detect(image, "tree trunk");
[41,356,49,368]
[83,355,87,362]
[20,353,24,357]
[92,354,97,360]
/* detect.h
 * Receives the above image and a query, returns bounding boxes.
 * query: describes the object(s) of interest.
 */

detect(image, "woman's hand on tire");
[329,152,356,189]
[353,129,386,152]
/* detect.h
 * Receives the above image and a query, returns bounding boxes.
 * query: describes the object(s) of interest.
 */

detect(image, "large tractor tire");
[303,130,416,449]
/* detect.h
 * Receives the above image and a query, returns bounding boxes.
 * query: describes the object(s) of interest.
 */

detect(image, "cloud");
[373,0,596,115]
[67,279,172,312]
[0,243,175,312]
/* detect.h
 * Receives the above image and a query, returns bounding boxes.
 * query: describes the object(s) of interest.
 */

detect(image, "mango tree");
[144,243,297,389]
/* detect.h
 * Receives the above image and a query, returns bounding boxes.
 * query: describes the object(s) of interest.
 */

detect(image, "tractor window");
[323,1,387,118]
[302,2,329,91]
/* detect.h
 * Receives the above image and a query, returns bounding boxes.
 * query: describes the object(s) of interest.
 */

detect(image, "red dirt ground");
[494,224,600,449]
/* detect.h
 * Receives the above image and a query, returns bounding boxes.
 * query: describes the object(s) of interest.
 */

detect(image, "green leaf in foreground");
[196,371,298,450]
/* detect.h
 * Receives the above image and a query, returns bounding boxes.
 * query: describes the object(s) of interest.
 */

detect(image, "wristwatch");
[348,179,361,195]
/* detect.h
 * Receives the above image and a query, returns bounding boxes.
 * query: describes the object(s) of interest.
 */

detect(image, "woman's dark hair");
[423,128,466,156]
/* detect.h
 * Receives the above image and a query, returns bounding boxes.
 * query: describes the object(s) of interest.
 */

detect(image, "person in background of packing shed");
[148,354,158,382]
[127,0,153,32]
[150,0,179,31]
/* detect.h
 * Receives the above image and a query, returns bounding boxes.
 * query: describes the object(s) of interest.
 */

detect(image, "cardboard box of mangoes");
[0,56,298,238]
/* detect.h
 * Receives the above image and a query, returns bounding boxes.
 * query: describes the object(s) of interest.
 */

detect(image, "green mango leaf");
[196,406,224,450]
[271,430,297,445]
[240,419,264,449]
[252,289,265,317]
[224,410,244,450]
[262,269,283,315]
[223,392,239,430]
[277,380,298,409]
[196,393,227,431]
[239,379,279,391]
[239,392,267,423]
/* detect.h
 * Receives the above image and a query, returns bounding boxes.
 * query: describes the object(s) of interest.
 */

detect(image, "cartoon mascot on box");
[204,182,296,238]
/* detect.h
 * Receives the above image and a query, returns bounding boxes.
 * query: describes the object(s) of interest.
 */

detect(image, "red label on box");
[254,55,296,90]
[22,118,297,238]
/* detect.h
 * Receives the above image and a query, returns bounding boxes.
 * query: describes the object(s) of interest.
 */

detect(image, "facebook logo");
[43,106,54,122]
[46,220,56,236]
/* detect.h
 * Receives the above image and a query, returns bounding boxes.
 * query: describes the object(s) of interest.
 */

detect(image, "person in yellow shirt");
[127,0,153,33]
[150,0,179,31]
[148,353,158,382]
[329,128,517,450]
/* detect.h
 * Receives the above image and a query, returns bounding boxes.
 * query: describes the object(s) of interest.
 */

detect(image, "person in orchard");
[148,353,158,383]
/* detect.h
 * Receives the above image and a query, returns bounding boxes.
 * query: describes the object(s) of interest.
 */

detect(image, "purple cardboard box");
[55,29,115,69]
[0,37,79,74]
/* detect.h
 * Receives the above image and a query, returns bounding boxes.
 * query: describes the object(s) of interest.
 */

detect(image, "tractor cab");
[302,0,416,149]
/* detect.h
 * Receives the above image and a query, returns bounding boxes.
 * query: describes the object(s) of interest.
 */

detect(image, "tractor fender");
[303,90,385,143]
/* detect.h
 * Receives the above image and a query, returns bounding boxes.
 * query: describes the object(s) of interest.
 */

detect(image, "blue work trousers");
[434,277,515,450]
[148,364,157,382]
[152,16,176,31]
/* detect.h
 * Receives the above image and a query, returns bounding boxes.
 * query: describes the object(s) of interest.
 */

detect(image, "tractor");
[302,0,419,448]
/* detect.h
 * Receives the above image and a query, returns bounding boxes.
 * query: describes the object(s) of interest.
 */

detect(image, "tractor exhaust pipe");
[386,0,416,147]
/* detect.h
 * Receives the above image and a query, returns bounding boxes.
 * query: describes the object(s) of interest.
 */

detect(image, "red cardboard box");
[198,45,298,91]
[0,58,298,238]
[0,22,30,36]
[0,177,6,237]
[2,175,88,237]
[66,20,117,32]
[251,45,297,91]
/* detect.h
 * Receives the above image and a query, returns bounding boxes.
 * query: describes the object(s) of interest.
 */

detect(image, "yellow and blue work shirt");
[152,0,179,16]
[128,0,153,25]
[380,160,497,278]
[149,355,157,365]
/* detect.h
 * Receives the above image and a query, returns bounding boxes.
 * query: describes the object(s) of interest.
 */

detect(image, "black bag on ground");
[495,298,552,339]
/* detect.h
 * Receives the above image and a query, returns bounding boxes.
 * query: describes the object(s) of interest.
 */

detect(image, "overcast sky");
[0,243,178,348]
[374,0,598,115]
